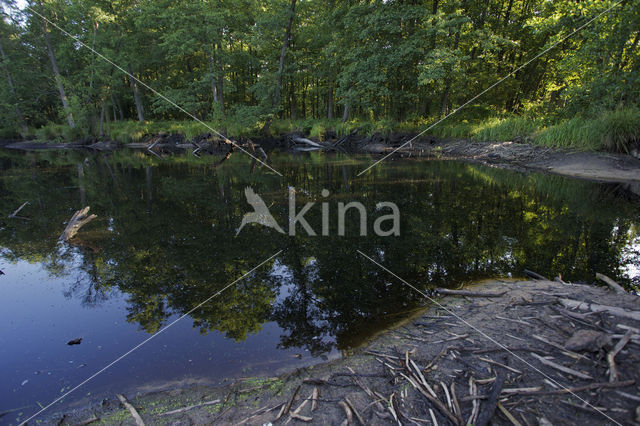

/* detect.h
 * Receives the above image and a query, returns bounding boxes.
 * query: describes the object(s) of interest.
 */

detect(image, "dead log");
[558,298,640,322]
[60,207,97,242]
[524,269,548,281]
[292,136,324,148]
[436,288,506,298]
[595,273,627,294]
[476,370,505,426]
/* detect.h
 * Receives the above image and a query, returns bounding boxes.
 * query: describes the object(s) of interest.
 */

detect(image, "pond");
[1,149,639,423]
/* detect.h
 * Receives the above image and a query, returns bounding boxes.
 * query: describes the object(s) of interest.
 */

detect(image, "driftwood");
[292,136,324,148]
[607,330,634,382]
[558,298,640,321]
[476,370,505,426]
[60,207,97,241]
[524,269,548,281]
[8,201,29,219]
[595,273,627,294]
[436,288,506,298]
[530,353,593,379]
[116,394,145,426]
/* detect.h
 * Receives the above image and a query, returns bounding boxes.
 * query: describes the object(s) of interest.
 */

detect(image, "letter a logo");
[237,187,285,235]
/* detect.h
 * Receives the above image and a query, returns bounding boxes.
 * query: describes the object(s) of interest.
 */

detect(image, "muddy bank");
[359,137,640,185]
[43,279,640,425]
[3,132,639,185]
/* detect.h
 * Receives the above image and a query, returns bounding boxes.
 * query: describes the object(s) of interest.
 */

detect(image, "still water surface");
[0,150,638,422]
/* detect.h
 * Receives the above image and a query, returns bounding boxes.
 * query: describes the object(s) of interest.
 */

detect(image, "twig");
[478,357,522,374]
[497,402,523,426]
[450,382,461,418]
[345,397,365,425]
[311,387,319,411]
[158,399,220,416]
[595,273,626,294]
[530,353,592,379]
[608,330,634,382]
[275,384,300,421]
[116,394,145,426]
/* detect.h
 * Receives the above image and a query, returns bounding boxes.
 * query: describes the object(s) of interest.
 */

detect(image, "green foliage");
[1,0,639,153]
[536,108,640,152]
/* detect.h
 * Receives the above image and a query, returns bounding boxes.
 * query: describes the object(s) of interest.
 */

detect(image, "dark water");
[0,149,639,423]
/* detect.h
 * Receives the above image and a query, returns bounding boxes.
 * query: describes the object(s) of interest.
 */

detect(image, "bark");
[127,66,144,122]
[39,1,75,128]
[342,103,350,122]
[273,0,297,108]
[0,41,27,133]
[327,82,334,119]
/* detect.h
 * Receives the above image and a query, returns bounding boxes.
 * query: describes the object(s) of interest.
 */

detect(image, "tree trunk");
[342,103,349,123]
[127,66,144,122]
[273,0,297,108]
[98,101,105,136]
[39,1,74,128]
[0,41,27,133]
[327,82,334,119]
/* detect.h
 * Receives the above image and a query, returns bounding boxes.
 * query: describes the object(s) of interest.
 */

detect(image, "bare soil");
[49,279,640,426]
[360,138,640,187]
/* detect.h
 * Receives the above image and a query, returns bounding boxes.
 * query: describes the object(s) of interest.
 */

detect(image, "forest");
[0,0,639,151]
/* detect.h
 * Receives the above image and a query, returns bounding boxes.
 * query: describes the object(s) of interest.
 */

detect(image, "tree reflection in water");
[0,149,638,355]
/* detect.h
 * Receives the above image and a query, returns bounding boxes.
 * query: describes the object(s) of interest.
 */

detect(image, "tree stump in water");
[60,207,97,242]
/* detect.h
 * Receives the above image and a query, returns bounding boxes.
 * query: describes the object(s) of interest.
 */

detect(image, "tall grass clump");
[473,116,540,142]
[536,108,640,152]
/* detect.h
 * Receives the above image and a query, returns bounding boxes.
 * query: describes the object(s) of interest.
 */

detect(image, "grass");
[20,108,640,153]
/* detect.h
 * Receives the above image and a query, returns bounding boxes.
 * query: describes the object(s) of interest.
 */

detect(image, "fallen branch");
[478,357,522,374]
[60,207,97,241]
[595,273,627,294]
[503,380,634,396]
[116,394,145,426]
[530,353,592,379]
[8,201,29,219]
[435,288,506,298]
[275,384,301,421]
[497,402,522,426]
[158,399,220,416]
[292,136,326,149]
[558,298,640,321]
[608,330,634,382]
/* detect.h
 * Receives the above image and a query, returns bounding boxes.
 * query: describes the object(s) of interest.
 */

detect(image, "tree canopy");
[0,0,638,139]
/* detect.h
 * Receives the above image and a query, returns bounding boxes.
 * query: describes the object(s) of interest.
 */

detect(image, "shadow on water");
[0,149,638,417]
